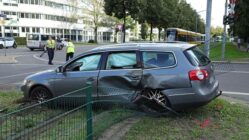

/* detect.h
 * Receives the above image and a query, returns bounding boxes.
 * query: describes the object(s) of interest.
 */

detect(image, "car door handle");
[126,75,140,80]
[87,77,95,82]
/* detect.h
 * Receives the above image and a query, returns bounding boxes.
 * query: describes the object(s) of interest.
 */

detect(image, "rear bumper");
[162,81,220,110]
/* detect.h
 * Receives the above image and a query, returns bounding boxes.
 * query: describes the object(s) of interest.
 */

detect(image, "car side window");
[106,52,137,70]
[66,54,101,72]
[142,52,176,68]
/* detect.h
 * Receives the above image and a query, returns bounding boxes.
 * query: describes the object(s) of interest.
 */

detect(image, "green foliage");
[211,26,224,36]
[233,0,249,40]
[141,23,149,40]
[104,0,206,41]
[14,37,26,45]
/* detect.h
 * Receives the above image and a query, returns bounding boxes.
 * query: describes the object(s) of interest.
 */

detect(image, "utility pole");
[123,0,126,43]
[222,0,228,60]
[205,0,212,58]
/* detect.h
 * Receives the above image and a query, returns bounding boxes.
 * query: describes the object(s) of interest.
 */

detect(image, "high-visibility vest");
[47,39,55,48]
[67,42,75,53]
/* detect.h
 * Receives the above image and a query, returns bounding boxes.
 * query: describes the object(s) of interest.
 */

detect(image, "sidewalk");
[0,55,18,64]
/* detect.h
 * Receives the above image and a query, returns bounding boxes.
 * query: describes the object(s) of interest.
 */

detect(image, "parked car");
[21,43,221,111]
[0,37,17,49]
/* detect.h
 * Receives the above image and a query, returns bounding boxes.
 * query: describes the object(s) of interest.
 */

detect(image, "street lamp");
[195,10,206,32]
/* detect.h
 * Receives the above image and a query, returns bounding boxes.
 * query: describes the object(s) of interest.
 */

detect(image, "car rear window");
[142,52,176,68]
[184,47,211,66]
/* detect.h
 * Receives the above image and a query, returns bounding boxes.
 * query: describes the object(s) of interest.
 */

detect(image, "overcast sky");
[186,0,226,27]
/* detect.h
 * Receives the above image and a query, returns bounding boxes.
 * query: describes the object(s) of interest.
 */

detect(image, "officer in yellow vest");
[66,39,75,61]
[46,36,55,65]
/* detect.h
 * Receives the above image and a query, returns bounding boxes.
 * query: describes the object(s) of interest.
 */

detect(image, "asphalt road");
[0,46,249,102]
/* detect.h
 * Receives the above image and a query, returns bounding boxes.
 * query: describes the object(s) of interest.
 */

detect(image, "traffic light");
[223,14,235,25]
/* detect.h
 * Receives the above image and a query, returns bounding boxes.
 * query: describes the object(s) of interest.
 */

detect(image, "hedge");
[14,37,26,45]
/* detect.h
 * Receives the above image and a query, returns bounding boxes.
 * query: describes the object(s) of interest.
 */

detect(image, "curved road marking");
[33,54,64,64]
[223,91,249,96]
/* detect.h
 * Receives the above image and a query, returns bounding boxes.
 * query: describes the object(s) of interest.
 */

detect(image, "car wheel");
[30,48,34,51]
[0,44,3,49]
[13,43,17,49]
[133,89,169,113]
[30,86,52,103]
[60,45,63,50]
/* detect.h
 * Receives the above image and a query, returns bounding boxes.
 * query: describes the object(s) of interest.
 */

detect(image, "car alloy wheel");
[30,86,52,103]
[143,89,167,108]
[132,89,168,112]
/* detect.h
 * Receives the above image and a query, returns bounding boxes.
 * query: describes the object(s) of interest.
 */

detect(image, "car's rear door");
[141,50,191,89]
[97,50,142,102]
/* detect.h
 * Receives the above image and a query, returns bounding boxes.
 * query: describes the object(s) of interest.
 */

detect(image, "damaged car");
[21,43,221,111]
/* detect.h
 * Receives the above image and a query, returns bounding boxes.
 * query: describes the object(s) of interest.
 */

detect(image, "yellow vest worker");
[47,39,55,49]
[67,41,75,53]
[46,36,55,65]
[66,41,75,61]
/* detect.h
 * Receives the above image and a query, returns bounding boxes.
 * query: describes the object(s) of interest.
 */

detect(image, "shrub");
[14,37,26,45]
[88,39,96,43]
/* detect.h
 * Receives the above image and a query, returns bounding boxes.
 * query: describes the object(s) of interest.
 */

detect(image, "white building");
[0,0,114,42]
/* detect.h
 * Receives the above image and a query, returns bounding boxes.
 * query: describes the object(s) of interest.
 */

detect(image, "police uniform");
[47,39,55,65]
[66,41,75,61]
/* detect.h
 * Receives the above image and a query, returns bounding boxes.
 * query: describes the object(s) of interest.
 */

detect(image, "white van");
[26,34,65,51]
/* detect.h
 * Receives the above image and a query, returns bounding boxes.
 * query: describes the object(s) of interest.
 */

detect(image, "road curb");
[213,61,249,64]
[220,95,249,107]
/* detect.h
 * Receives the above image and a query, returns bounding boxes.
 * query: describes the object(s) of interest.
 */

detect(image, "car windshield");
[184,47,211,66]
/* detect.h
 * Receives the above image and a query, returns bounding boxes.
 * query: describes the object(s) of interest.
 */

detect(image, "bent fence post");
[86,83,93,140]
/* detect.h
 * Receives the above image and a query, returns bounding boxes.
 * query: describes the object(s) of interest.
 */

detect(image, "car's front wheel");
[0,44,3,49]
[30,86,52,103]
[12,43,17,49]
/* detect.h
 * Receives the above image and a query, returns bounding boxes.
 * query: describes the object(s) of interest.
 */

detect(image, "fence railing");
[0,85,93,140]
[0,85,143,140]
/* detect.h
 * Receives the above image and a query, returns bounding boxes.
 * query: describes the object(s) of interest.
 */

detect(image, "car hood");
[25,69,56,80]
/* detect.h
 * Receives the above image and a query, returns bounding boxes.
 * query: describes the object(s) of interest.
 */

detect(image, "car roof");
[91,42,196,52]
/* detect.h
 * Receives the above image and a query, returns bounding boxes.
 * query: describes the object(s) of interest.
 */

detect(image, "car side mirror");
[56,66,64,73]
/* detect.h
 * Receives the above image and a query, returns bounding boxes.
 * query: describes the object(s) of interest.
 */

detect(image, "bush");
[88,39,96,43]
[14,37,26,45]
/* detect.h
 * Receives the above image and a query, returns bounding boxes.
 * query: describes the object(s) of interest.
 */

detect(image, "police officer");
[47,36,55,65]
[66,39,75,61]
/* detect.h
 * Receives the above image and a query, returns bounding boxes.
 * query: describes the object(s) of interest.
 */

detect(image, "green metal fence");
[0,85,93,140]
[0,85,144,140]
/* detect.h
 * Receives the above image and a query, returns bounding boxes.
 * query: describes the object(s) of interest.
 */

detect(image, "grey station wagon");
[21,43,221,111]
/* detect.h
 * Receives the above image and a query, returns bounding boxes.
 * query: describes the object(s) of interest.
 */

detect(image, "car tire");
[30,86,52,103]
[0,44,3,49]
[135,89,170,113]
[30,48,34,51]
[13,43,17,49]
[59,45,63,50]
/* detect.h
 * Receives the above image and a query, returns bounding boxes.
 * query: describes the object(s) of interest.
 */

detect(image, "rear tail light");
[189,69,208,81]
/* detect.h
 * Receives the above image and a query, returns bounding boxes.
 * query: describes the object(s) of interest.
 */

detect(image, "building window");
[26,27,30,32]
[20,13,24,18]
[22,27,25,32]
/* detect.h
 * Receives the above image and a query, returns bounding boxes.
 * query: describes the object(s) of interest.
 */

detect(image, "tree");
[233,0,249,40]
[81,0,105,43]
[211,26,224,36]
[141,22,149,40]
[104,0,140,42]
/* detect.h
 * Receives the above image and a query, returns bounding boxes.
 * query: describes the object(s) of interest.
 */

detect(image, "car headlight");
[23,79,27,85]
